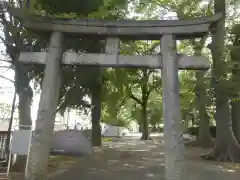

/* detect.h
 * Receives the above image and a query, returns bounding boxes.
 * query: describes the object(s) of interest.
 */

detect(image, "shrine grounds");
[41,137,240,180]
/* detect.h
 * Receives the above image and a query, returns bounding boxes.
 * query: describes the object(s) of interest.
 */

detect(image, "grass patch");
[102,137,113,142]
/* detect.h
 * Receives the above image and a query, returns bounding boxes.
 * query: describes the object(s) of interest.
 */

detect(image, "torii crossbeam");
[11,8,221,180]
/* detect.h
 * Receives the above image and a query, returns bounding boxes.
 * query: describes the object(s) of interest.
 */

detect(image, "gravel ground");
[49,138,240,180]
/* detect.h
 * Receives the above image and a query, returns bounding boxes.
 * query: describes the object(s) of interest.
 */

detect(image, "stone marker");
[50,130,92,155]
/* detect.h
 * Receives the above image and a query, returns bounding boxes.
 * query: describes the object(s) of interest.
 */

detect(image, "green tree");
[101,68,129,126]
[121,41,161,140]
[147,92,163,131]
[179,71,197,130]
[0,103,12,120]
[229,24,240,144]
[206,0,240,162]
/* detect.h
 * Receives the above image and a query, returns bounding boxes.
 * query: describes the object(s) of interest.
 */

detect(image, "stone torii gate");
[12,9,221,180]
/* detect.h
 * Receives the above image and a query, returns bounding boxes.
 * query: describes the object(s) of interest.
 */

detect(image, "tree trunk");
[231,99,240,143]
[140,100,149,140]
[191,114,195,126]
[25,32,64,180]
[18,87,33,130]
[209,101,240,162]
[229,34,240,144]
[139,124,143,133]
[183,118,189,133]
[205,0,240,162]
[140,71,149,141]
[193,40,212,148]
[91,81,102,147]
[9,62,33,172]
[195,71,212,148]
[11,85,33,172]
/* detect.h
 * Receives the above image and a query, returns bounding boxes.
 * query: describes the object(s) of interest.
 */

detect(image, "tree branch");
[116,97,128,110]
[0,74,14,83]
[146,84,155,100]
[0,66,13,69]
[129,89,142,105]
[0,59,11,63]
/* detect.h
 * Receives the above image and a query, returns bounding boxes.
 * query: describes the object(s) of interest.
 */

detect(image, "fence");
[0,133,7,160]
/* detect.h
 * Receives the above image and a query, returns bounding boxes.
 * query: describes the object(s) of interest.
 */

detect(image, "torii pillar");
[11,8,221,180]
[161,34,184,179]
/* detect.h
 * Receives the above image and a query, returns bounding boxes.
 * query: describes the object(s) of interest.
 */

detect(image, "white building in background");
[53,107,140,133]
[129,121,140,132]
[54,107,91,131]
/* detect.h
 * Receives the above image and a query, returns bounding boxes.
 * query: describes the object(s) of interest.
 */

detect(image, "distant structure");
[54,107,91,131]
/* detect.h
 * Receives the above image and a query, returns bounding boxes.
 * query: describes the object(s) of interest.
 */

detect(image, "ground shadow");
[48,138,240,180]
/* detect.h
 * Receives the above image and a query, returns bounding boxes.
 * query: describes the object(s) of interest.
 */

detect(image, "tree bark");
[192,39,212,148]
[11,85,33,172]
[139,124,143,133]
[195,71,212,148]
[231,101,240,143]
[183,118,189,133]
[91,81,102,147]
[205,0,240,162]
[229,36,240,144]
[140,69,150,140]
[140,100,149,140]
[9,63,33,172]
[25,32,64,180]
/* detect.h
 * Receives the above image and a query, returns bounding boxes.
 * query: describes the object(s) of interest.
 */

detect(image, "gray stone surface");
[161,35,185,180]
[51,130,92,155]
[80,129,92,142]
[18,52,210,69]
[11,8,221,40]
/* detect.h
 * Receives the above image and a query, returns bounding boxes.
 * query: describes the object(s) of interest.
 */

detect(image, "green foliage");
[136,0,213,19]
[33,0,128,19]
[101,68,129,126]
[36,0,104,15]
[147,91,163,126]
[28,0,129,115]
[0,103,11,120]
[180,71,196,111]
[101,40,162,127]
